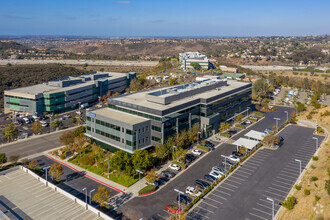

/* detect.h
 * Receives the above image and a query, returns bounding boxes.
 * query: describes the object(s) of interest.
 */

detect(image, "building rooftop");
[6,71,127,96]
[110,79,251,111]
[91,107,148,124]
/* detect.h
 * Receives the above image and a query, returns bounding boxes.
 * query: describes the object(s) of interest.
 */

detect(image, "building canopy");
[232,138,259,150]
[244,130,266,141]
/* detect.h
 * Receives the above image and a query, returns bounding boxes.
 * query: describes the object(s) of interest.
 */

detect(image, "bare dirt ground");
[259,70,330,84]
[279,107,330,220]
[66,65,152,74]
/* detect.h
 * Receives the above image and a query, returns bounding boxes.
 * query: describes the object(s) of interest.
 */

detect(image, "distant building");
[179,52,210,70]
[219,65,238,73]
[4,71,136,115]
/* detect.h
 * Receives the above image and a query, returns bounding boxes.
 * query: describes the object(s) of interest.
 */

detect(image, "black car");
[195,179,210,189]
[161,170,175,178]
[177,195,191,204]
[205,141,214,147]
[186,154,196,160]
[232,151,243,157]
[204,175,217,182]
[222,160,234,167]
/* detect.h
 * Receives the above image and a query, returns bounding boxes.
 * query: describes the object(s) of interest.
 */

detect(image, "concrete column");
[189,113,192,128]
[176,118,179,135]
[161,123,165,144]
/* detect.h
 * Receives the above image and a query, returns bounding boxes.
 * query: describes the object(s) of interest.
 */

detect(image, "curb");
[45,154,126,194]
[138,190,157,197]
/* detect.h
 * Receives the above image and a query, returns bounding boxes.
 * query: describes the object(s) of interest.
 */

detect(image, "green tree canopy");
[49,163,63,180]
[92,185,111,207]
[2,123,19,142]
[31,121,43,133]
[190,62,201,70]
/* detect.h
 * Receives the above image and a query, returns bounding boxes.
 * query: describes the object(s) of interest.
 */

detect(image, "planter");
[166,205,181,214]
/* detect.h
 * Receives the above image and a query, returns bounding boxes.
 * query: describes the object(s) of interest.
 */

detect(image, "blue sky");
[1,0,329,37]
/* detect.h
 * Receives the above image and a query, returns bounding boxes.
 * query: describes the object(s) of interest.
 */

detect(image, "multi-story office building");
[4,71,136,115]
[179,52,210,70]
[86,77,252,153]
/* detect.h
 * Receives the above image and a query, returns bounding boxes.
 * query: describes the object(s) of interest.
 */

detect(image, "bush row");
[196,144,210,152]
[173,161,187,169]
[253,111,264,117]
[138,184,157,195]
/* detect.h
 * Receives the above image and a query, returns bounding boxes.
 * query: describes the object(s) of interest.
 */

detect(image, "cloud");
[1,14,33,20]
[65,16,76,20]
[150,19,165,24]
[116,1,131,4]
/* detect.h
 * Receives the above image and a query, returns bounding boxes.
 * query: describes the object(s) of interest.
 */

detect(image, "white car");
[76,111,82,115]
[192,149,202,156]
[96,104,103,108]
[228,155,240,163]
[63,114,70,118]
[209,171,222,179]
[168,164,181,171]
[185,186,202,197]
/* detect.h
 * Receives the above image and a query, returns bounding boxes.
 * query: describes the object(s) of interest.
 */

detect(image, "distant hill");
[0,41,28,51]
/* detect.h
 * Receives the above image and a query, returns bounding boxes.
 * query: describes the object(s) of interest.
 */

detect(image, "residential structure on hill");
[179,52,210,70]
[4,71,136,115]
[86,76,252,153]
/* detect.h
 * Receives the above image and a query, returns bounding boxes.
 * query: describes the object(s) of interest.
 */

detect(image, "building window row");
[96,129,120,142]
[95,119,121,131]
[152,136,161,143]
[151,125,162,132]
[6,102,29,107]
[108,104,162,121]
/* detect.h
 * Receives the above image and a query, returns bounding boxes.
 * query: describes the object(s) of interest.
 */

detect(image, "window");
[143,138,145,143]
[152,136,161,143]
[146,137,149,142]
[139,139,141,144]
[86,117,91,122]
[146,126,149,132]
[92,128,94,132]
[142,127,145,133]
[92,118,94,123]
[152,125,162,132]
[122,128,124,132]
[87,126,91,131]
[122,139,124,143]
[139,129,141,134]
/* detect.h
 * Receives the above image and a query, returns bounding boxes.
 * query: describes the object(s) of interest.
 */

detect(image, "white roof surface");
[244,130,266,141]
[232,138,259,150]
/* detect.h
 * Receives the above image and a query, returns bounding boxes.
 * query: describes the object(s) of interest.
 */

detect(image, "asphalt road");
[0,128,73,159]
[188,125,324,220]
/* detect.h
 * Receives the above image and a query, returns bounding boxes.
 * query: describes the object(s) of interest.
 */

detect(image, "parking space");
[187,125,324,220]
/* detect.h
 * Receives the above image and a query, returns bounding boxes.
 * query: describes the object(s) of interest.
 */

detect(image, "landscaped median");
[138,184,157,196]
[196,144,210,152]
[172,161,187,169]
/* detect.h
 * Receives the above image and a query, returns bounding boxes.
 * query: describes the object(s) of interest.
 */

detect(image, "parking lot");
[187,125,324,220]
[34,155,120,208]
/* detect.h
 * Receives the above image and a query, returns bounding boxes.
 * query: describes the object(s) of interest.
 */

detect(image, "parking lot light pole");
[43,166,50,185]
[174,189,184,219]
[221,155,229,177]
[267,197,274,220]
[136,169,144,191]
[274,118,280,131]
[313,118,318,134]
[89,189,95,204]
[295,159,302,183]
[197,132,201,144]
[82,187,87,205]
[284,111,288,122]
[104,159,109,178]
[172,145,177,161]
[312,137,318,152]
[247,107,251,117]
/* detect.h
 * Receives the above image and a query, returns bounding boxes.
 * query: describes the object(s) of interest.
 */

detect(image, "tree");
[131,150,153,171]
[9,154,20,165]
[235,114,243,123]
[2,123,19,142]
[59,131,75,146]
[169,78,179,85]
[190,62,201,70]
[155,143,169,161]
[219,122,230,132]
[263,134,279,145]
[28,160,39,169]
[73,126,86,137]
[0,153,7,164]
[21,158,29,166]
[296,102,306,112]
[253,79,269,99]
[49,163,63,180]
[31,121,43,134]
[290,111,296,118]
[92,185,111,207]
[173,147,187,162]
[50,120,60,130]
[145,169,160,183]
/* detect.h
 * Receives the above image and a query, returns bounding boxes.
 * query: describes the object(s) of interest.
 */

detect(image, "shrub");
[173,161,187,169]
[138,184,156,195]
[282,196,296,210]
[220,133,231,138]
[247,117,258,121]
[253,111,264,117]
[60,153,66,160]
[311,176,318,181]
[325,180,330,195]
[315,195,320,201]
[0,153,7,164]
[304,188,310,195]
[306,114,312,119]
[235,124,245,129]
[317,127,324,134]
[327,167,330,177]
[312,156,319,161]
[295,184,302,190]
[197,144,210,152]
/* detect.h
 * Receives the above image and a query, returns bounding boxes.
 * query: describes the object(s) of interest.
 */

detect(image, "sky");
[0,0,329,37]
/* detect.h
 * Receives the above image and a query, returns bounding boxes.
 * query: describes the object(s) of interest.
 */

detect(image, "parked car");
[212,166,225,174]
[161,171,175,178]
[204,143,214,150]
[205,141,214,147]
[63,114,70,118]
[186,154,196,160]
[232,151,243,157]
[228,155,240,163]
[204,174,217,182]
[195,179,210,189]
[192,149,202,155]
[146,180,159,187]
[222,160,234,167]
[177,195,191,204]
[209,171,222,179]
[168,164,181,171]
[185,186,202,197]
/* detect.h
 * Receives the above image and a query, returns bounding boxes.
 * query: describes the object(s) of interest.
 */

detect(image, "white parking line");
[263,193,284,200]
[190,211,210,219]
[276,176,294,183]
[238,167,255,173]
[278,173,298,180]
[232,172,250,179]
[265,190,286,198]
[256,202,273,210]
[282,168,300,174]
[294,153,311,159]
[205,196,224,204]
[268,186,289,194]
[197,206,215,213]
[259,198,281,207]
[249,212,268,220]
[253,207,271,216]
[229,175,246,182]
[245,160,263,165]
[271,182,291,190]
[210,193,228,200]
[273,179,293,186]
[250,157,266,162]
[214,189,231,196]
[218,185,235,191]
[157,213,166,219]
[280,170,299,176]
[225,178,242,185]
[163,209,174,216]
[222,182,238,188]
[201,201,218,209]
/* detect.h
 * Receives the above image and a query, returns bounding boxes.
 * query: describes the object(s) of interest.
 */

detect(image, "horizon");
[1,0,329,36]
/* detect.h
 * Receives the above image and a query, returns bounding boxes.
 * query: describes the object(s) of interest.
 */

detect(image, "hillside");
[0,64,88,109]
[0,41,28,50]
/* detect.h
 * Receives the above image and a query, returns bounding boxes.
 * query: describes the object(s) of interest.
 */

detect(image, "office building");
[4,71,136,115]
[179,52,210,70]
[86,77,252,153]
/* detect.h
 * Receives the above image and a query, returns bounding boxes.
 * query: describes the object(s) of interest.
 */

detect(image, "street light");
[172,145,177,161]
[247,107,251,117]
[284,111,289,122]
[136,169,144,191]
[221,155,230,177]
[82,187,87,205]
[43,166,50,184]
[274,118,280,131]
[313,118,318,134]
[267,197,274,220]
[197,132,201,144]
[312,137,318,152]
[104,159,109,179]
[89,189,95,204]
[174,189,184,219]
[295,159,301,183]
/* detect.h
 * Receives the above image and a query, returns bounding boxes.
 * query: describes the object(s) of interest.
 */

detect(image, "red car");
[166,205,181,214]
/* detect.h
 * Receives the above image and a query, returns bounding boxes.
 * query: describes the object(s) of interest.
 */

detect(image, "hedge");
[220,133,231,138]
[253,111,264,117]
[197,144,210,152]
[138,184,157,195]
[173,161,187,169]
[247,117,258,122]
[235,124,245,129]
